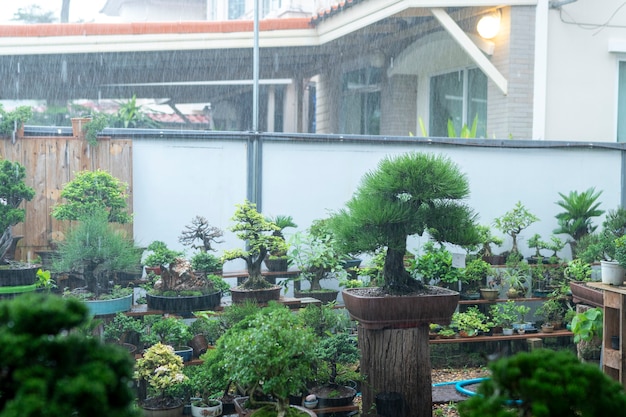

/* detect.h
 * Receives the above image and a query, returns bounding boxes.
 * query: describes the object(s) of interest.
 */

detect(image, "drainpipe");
[533,0,549,140]
[248,0,263,210]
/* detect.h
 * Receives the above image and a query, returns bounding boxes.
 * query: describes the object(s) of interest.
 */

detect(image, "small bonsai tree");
[476,224,503,258]
[314,332,360,386]
[265,214,297,258]
[51,169,132,224]
[178,215,223,252]
[462,258,493,295]
[459,350,626,417]
[0,159,35,261]
[144,240,183,269]
[493,201,539,257]
[554,187,604,257]
[222,200,287,289]
[141,316,192,348]
[329,152,479,294]
[53,209,141,297]
[577,207,626,263]
[0,293,139,417]
[219,302,317,416]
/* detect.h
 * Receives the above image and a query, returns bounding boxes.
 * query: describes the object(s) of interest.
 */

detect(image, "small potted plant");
[489,301,518,335]
[264,214,297,272]
[493,201,539,261]
[143,240,183,275]
[514,304,532,334]
[452,306,492,337]
[461,258,493,300]
[141,315,194,362]
[571,307,603,362]
[476,225,505,265]
[287,219,348,304]
[222,200,287,304]
[134,342,188,415]
[179,215,224,276]
[102,311,144,353]
[411,241,461,290]
[526,233,549,264]
[501,259,530,298]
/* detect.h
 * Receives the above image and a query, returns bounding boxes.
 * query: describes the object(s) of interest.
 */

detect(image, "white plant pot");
[600,260,625,285]
[191,400,222,417]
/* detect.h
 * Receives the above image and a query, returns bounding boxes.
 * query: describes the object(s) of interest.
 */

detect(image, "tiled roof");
[147,113,209,124]
[311,0,365,24]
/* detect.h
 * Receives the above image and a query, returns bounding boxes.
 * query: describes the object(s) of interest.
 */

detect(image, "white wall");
[132,135,624,275]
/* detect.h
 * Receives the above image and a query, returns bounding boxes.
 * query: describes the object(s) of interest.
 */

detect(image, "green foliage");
[554,188,604,254]
[189,312,224,345]
[35,268,56,290]
[535,298,566,324]
[53,209,141,296]
[463,258,493,286]
[613,234,626,268]
[190,252,223,273]
[0,293,139,417]
[489,301,518,328]
[134,342,187,403]
[527,233,548,257]
[493,201,539,255]
[458,350,626,417]
[143,241,183,268]
[329,152,478,294]
[571,307,603,343]
[219,300,260,330]
[453,306,492,334]
[564,258,592,281]
[83,114,109,146]
[577,207,626,262]
[315,333,360,385]
[141,316,192,347]
[222,200,286,289]
[476,225,503,257]
[288,220,348,290]
[412,242,460,285]
[447,114,478,138]
[298,303,341,337]
[103,312,143,343]
[0,159,36,238]
[206,273,230,294]
[0,105,33,136]
[218,303,317,415]
[51,169,132,224]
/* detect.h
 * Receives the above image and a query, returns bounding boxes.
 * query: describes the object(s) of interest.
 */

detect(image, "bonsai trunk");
[383,241,423,293]
[243,248,269,288]
[0,227,13,261]
[359,325,431,417]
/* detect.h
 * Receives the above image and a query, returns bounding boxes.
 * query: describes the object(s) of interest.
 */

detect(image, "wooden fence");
[0,129,133,262]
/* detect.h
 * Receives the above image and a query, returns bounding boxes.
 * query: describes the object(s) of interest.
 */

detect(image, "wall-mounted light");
[477,10,501,40]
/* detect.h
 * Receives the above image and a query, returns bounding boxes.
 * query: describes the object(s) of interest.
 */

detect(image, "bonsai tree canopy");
[329,152,479,294]
[52,169,132,224]
[493,201,539,256]
[0,159,35,261]
[222,200,287,289]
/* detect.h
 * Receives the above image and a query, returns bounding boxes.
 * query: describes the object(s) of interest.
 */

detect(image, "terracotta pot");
[141,400,184,417]
[479,288,499,300]
[341,287,459,329]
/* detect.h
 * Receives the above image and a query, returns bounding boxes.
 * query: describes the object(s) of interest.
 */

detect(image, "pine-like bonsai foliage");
[52,169,131,224]
[459,349,626,417]
[0,293,139,417]
[0,159,35,260]
[329,152,479,294]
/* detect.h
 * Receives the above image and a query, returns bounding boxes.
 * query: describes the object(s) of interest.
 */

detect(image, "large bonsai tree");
[0,159,35,262]
[329,152,479,294]
[0,293,139,417]
[52,169,131,224]
[222,200,286,289]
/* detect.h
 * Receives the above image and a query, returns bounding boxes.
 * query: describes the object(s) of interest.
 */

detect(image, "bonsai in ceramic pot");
[461,258,493,299]
[327,152,480,417]
[493,201,539,261]
[287,219,348,303]
[179,215,224,276]
[264,214,297,272]
[222,200,287,303]
[476,224,505,265]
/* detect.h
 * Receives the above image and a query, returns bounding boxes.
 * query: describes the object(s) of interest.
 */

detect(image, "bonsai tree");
[526,233,548,259]
[53,209,141,297]
[459,349,626,417]
[553,187,604,257]
[489,301,517,330]
[412,241,461,289]
[222,200,287,289]
[0,292,139,417]
[134,342,188,410]
[452,306,492,335]
[143,240,183,269]
[178,215,223,252]
[476,224,504,259]
[287,219,348,292]
[535,297,566,327]
[461,258,493,295]
[0,159,35,261]
[141,315,192,348]
[0,105,32,137]
[329,152,479,294]
[577,207,626,263]
[218,302,317,417]
[51,169,132,224]
[493,201,539,258]
[312,332,360,388]
[265,214,297,258]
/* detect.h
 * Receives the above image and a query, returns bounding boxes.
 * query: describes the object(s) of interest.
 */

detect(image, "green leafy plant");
[103,312,143,344]
[189,311,224,345]
[35,268,56,290]
[459,349,626,417]
[554,187,604,257]
[493,201,539,256]
[447,114,478,138]
[141,316,192,348]
[462,258,493,294]
[190,252,223,275]
[51,169,132,224]
[0,105,32,136]
[564,258,592,282]
[265,214,297,258]
[411,242,461,287]
[222,200,287,289]
[315,333,360,385]
[535,298,565,325]
[577,207,626,263]
[134,342,188,408]
[489,301,518,329]
[526,233,548,258]
[453,306,492,334]
[328,152,479,294]
[475,225,503,258]
[0,158,35,261]
[218,303,317,416]
[144,241,183,268]
[571,307,603,343]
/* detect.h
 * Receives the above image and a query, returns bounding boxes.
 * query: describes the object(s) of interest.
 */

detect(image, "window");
[429,68,487,137]
[228,0,245,19]
[340,68,381,135]
[618,61,626,142]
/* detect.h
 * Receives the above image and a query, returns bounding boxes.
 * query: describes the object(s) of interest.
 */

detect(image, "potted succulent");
[53,209,141,315]
[493,201,539,261]
[287,219,348,304]
[222,200,287,304]
[264,214,297,272]
[501,259,530,298]
[218,302,318,417]
[134,342,188,416]
[327,152,480,416]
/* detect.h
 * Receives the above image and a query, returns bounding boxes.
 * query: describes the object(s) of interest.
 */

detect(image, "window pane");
[341,68,381,134]
[430,71,463,137]
[468,68,487,138]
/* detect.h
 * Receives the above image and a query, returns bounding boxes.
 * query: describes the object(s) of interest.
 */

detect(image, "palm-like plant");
[554,187,604,257]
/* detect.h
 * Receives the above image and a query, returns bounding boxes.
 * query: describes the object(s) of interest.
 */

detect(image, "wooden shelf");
[459,297,547,305]
[430,329,572,344]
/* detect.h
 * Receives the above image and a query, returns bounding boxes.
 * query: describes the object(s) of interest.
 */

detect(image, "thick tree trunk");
[359,326,431,417]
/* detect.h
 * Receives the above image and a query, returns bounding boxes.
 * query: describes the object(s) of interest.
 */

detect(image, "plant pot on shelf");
[263,257,289,272]
[479,288,499,300]
[85,292,133,316]
[230,285,281,305]
[541,323,555,333]
[140,399,184,417]
[600,260,625,285]
[173,346,193,363]
[309,384,357,408]
[146,291,221,316]
[294,289,338,304]
[191,400,222,417]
